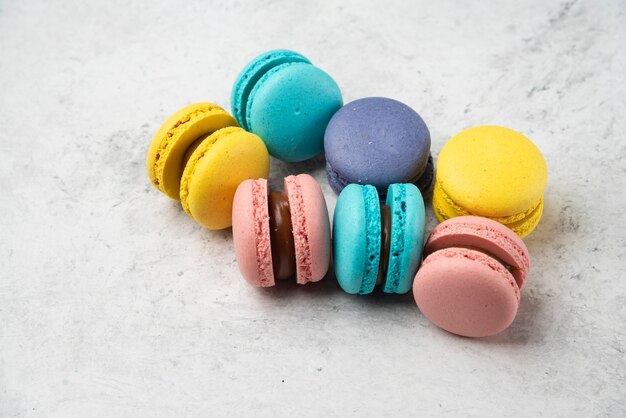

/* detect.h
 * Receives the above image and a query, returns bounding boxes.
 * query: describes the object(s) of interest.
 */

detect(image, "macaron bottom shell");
[433,182,544,238]
[326,155,435,197]
[284,174,331,284]
[383,183,425,294]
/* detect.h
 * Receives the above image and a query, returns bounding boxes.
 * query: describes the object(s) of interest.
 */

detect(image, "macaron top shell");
[180,127,269,230]
[333,184,381,295]
[324,97,431,190]
[247,62,342,161]
[436,126,548,217]
[231,49,342,162]
[415,247,521,338]
[146,102,238,200]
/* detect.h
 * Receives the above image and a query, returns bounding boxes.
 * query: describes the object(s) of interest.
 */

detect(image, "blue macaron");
[231,49,343,162]
[333,183,425,295]
[324,97,434,196]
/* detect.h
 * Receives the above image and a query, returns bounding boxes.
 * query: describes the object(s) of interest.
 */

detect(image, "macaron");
[231,49,343,162]
[146,103,270,230]
[232,174,331,287]
[413,216,530,338]
[333,183,425,295]
[433,126,548,237]
[324,97,434,196]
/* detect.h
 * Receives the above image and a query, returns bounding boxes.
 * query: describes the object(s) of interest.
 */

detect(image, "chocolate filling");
[181,134,210,176]
[376,204,392,286]
[456,245,514,273]
[268,192,296,280]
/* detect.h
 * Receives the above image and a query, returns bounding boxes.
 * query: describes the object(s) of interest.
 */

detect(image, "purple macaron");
[324,97,434,196]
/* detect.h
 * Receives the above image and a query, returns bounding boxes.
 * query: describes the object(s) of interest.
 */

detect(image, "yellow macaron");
[180,126,269,229]
[146,103,269,229]
[433,126,547,237]
[147,103,239,199]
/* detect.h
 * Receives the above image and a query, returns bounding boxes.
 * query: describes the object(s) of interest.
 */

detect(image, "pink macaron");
[413,216,530,337]
[232,174,331,287]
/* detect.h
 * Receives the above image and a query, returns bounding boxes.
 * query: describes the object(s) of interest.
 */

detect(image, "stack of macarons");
[146,48,548,338]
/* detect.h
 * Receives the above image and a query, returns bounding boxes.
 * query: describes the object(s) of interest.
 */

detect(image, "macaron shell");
[324,97,431,191]
[436,125,548,218]
[180,127,269,230]
[425,216,530,289]
[247,62,342,162]
[284,174,331,284]
[327,157,435,198]
[325,161,350,195]
[414,155,435,196]
[383,183,425,294]
[413,247,520,338]
[146,103,238,199]
[333,184,380,294]
[433,182,544,238]
[231,49,310,130]
[232,179,274,287]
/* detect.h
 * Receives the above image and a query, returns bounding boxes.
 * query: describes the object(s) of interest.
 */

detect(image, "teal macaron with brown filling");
[333,183,426,294]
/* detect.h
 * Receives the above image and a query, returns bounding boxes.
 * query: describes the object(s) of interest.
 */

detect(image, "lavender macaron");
[324,97,434,196]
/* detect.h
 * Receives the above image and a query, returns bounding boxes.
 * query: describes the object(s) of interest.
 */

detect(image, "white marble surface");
[1,0,625,416]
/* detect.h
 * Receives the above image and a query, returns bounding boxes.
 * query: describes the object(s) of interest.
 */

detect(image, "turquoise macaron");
[231,49,343,162]
[333,183,426,295]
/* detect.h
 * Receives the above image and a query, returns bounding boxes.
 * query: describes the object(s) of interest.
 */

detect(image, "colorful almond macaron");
[146,103,270,230]
[324,97,434,196]
[231,49,343,162]
[232,174,331,287]
[413,216,530,337]
[433,126,548,237]
[333,183,425,295]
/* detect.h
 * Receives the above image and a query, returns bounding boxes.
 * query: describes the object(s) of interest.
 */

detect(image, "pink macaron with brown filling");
[232,174,331,287]
[413,216,530,337]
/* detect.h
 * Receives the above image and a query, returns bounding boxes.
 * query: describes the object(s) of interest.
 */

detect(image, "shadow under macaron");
[251,263,340,299]
[414,188,563,345]
[267,154,328,191]
[250,257,417,308]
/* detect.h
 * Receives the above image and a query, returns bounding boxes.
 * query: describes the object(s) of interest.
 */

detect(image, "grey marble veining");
[1,0,625,416]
